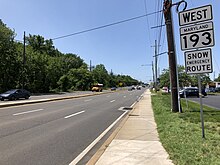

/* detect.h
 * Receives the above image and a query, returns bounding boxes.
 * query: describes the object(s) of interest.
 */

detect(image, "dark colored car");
[179,87,199,98]
[128,86,135,91]
[215,87,220,92]
[179,87,207,98]
[0,89,30,101]
[110,87,117,91]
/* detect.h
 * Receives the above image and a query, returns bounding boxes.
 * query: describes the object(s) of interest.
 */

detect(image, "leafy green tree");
[159,65,211,88]
[57,75,69,92]
[0,20,21,92]
[58,68,93,91]
[215,74,220,82]
[92,64,110,87]
[24,50,49,92]
[60,53,86,74]
[0,19,139,93]
[159,68,170,88]
[26,34,61,57]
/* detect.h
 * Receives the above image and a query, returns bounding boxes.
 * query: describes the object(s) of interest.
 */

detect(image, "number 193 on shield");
[180,29,215,50]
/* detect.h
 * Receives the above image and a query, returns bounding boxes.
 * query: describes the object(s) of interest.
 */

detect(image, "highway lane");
[184,95,220,110]
[0,89,145,165]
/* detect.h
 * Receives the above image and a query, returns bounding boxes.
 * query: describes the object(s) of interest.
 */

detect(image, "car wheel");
[25,96,29,99]
[1,98,4,101]
[10,96,15,101]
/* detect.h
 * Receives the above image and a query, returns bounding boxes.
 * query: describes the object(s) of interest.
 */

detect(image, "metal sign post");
[198,75,205,139]
[178,4,215,139]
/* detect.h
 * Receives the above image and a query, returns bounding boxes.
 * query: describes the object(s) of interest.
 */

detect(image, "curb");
[86,94,144,165]
[0,91,113,108]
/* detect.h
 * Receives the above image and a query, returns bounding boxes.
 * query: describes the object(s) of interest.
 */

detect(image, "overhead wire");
[144,0,152,44]
[156,0,166,72]
[51,11,162,41]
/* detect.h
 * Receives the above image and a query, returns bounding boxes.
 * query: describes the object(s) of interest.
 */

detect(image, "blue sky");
[0,0,219,83]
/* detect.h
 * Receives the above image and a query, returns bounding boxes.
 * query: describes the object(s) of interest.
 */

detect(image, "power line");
[51,11,162,41]
[144,0,152,44]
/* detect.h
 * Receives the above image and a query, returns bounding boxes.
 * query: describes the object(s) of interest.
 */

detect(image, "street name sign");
[179,5,212,26]
[180,21,215,50]
[185,48,212,74]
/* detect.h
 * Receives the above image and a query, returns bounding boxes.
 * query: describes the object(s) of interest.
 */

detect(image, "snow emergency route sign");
[185,48,212,74]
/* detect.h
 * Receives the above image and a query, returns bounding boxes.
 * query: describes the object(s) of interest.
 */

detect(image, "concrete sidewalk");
[93,90,173,165]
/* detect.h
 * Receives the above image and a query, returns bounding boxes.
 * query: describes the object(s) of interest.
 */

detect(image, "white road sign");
[179,5,212,26]
[185,48,212,74]
[180,22,215,50]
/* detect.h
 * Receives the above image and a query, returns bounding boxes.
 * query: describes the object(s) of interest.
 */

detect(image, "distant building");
[206,81,220,88]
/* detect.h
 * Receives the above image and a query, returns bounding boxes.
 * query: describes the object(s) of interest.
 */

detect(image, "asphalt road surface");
[0,89,145,165]
[183,94,220,110]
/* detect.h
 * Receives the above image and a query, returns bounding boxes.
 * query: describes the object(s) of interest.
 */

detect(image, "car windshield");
[4,89,17,94]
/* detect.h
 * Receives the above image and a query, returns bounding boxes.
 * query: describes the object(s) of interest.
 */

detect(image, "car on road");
[179,87,199,98]
[215,87,220,92]
[136,86,141,90]
[110,87,117,91]
[0,89,31,101]
[179,87,207,98]
[91,83,103,92]
[162,87,169,93]
[128,86,135,91]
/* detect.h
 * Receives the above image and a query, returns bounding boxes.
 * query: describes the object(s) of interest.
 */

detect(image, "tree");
[0,19,139,93]
[58,68,93,91]
[26,34,60,57]
[159,65,210,88]
[92,64,110,87]
[0,20,21,92]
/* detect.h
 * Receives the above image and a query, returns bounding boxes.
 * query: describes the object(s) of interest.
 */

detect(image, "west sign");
[185,48,212,74]
[179,5,212,26]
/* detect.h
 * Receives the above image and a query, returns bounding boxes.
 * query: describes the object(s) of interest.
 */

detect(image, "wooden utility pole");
[155,40,158,91]
[22,31,26,89]
[151,40,160,92]
[163,0,179,112]
[152,61,155,88]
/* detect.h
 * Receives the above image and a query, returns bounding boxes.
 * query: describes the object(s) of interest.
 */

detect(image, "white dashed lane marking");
[64,111,85,119]
[13,109,44,116]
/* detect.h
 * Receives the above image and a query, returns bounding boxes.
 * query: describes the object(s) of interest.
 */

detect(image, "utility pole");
[22,31,26,89]
[163,0,179,112]
[152,61,155,89]
[151,40,161,92]
[89,60,92,72]
[155,40,158,91]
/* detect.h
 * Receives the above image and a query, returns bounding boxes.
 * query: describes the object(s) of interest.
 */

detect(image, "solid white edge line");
[13,109,44,116]
[118,107,124,111]
[64,111,85,119]
[130,102,136,108]
[69,110,128,165]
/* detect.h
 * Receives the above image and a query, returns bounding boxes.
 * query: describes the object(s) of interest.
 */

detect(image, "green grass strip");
[151,93,220,165]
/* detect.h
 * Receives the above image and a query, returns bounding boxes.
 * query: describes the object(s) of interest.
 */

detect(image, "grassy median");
[151,93,220,165]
